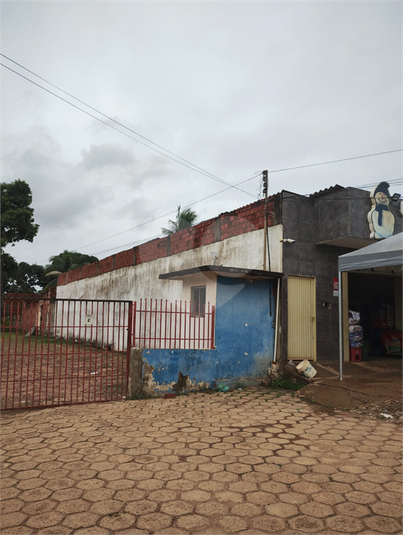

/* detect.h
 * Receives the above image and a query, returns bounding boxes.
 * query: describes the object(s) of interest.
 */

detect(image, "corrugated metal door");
[288,275,316,360]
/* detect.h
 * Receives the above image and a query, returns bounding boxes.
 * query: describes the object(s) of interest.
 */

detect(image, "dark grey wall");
[314,187,402,243]
[279,187,402,362]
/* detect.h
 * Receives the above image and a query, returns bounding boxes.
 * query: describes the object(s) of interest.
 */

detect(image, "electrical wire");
[0,58,253,197]
[71,174,403,253]
[73,172,263,253]
[3,56,401,194]
[3,56,402,260]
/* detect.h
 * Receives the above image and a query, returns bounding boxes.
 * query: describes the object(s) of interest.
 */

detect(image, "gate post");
[127,348,143,398]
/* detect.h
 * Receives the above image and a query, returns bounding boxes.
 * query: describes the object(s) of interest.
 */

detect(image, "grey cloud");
[80,144,136,170]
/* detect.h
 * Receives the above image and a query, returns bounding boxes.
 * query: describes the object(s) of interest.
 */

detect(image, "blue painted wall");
[143,277,275,389]
[214,276,275,378]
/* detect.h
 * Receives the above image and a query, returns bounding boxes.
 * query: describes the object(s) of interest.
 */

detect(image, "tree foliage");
[45,250,99,274]
[162,205,197,235]
[1,180,40,295]
[1,180,39,248]
[1,257,47,294]
[43,250,99,290]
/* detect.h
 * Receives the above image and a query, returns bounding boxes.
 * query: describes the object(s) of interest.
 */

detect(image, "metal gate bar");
[1,298,132,410]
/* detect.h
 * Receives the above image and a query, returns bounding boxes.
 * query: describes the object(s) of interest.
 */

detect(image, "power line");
[264,150,403,175]
[74,172,263,253]
[86,176,403,257]
[4,56,401,196]
[74,171,403,254]
[0,58,253,197]
[3,56,402,260]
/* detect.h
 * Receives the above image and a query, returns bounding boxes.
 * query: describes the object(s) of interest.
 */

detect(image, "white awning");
[338,232,402,272]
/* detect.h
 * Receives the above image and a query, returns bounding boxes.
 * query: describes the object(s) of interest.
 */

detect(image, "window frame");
[191,285,206,317]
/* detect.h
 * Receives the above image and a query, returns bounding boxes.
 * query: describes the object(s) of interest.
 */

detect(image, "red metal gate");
[1,298,132,410]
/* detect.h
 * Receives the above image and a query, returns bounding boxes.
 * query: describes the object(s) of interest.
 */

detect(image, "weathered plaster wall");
[182,273,217,308]
[56,225,283,302]
[139,277,276,393]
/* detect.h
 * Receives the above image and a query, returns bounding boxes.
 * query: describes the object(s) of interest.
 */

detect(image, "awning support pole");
[338,270,343,380]
[273,277,280,363]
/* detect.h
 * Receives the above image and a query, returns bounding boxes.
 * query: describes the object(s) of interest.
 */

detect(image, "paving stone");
[364,515,403,533]
[1,527,34,535]
[181,489,211,503]
[291,481,322,494]
[2,388,402,535]
[176,514,209,530]
[345,490,377,505]
[218,514,248,532]
[265,501,299,518]
[19,487,53,502]
[370,501,403,518]
[25,511,65,529]
[253,515,286,533]
[98,512,136,531]
[326,514,365,533]
[279,492,308,505]
[246,491,276,505]
[126,500,159,515]
[211,471,238,483]
[312,491,345,505]
[1,499,24,514]
[1,487,21,500]
[196,501,229,516]
[0,512,28,530]
[160,500,194,516]
[271,471,301,484]
[299,501,334,518]
[30,525,73,534]
[165,479,195,491]
[56,498,90,514]
[22,499,56,516]
[75,528,109,535]
[377,490,403,505]
[62,512,100,529]
[289,514,327,532]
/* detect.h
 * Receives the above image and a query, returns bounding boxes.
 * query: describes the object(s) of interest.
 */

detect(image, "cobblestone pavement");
[1,388,402,535]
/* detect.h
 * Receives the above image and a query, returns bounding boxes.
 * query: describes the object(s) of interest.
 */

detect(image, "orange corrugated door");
[287,275,316,361]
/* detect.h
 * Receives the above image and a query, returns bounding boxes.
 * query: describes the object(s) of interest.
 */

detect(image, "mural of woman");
[367,181,395,239]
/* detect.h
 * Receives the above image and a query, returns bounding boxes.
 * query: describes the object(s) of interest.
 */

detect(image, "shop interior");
[348,272,402,360]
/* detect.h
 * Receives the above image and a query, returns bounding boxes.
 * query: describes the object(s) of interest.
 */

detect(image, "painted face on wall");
[374,190,390,206]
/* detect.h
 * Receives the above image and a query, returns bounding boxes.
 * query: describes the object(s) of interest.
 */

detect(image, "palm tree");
[44,250,98,289]
[162,206,197,235]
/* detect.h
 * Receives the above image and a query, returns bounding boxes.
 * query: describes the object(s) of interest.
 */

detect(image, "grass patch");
[271,374,306,391]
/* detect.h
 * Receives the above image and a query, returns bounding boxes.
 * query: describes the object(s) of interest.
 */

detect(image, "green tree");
[1,180,39,248]
[44,250,99,289]
[1,180,40,295]
[162,205,197,235]
[1,260,47,294]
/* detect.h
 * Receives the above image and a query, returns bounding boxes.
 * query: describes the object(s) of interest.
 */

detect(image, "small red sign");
[333,278,339,291]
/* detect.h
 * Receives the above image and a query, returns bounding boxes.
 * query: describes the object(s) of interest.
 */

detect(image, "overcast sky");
[1,0,402,267]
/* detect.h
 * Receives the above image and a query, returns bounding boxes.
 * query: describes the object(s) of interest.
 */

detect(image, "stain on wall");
[141,276,275,391]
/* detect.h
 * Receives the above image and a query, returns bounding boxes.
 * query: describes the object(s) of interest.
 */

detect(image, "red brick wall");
[57,195,280,286]
[136,238,167,264]
[81,262,99,279]
[66,267,82,283]
[58,273,68,286]
[115,249,135,270]
[98,256,115,275]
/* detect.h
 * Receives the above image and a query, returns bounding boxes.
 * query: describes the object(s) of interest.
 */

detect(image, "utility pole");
[262,170,268,270]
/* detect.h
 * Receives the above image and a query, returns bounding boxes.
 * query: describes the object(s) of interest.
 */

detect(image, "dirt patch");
[296,384,402,423]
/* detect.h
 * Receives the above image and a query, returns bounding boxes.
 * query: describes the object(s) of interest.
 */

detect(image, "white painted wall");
[57,225,283,303]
